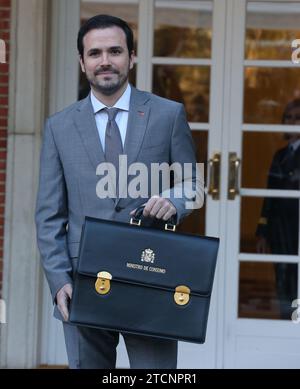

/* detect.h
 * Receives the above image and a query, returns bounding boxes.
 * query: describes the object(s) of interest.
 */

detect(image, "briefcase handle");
[130,205,177,232]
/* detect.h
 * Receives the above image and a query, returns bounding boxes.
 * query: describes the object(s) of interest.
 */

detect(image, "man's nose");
[99,52,111,66]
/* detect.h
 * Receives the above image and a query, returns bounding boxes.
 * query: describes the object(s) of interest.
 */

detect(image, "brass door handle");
[208,152,221,200]
[228,152,241,200]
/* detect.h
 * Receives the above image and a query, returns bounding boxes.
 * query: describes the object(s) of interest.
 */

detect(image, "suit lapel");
[123,87,151,167]
[73,95,106,170]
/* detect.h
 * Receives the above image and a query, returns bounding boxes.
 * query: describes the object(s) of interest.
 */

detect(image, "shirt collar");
[290,138,300,152]
[90,84,131,114]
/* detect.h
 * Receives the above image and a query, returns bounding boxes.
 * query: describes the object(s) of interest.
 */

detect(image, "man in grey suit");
[35,15,203,369]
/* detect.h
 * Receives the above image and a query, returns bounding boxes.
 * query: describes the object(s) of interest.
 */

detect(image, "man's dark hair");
[282,98,300,123]
[77,14,134,58]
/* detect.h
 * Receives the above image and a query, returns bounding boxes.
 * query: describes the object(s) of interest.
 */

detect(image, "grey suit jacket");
[35,86,204,305]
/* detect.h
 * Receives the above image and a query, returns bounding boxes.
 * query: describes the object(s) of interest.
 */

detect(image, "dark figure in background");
[256,99,300,320]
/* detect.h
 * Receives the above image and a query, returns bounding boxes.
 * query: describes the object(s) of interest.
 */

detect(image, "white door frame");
[223,0,300,368]
[222,0,247,368]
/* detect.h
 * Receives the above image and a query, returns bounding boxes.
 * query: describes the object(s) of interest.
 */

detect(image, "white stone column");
[40,0,80,366]
[0,0,49,368]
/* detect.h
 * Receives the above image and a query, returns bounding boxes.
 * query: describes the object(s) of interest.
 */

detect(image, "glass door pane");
[245,1,300,60]
[244,67,300,124]
[242,131,300,189]
[239,261,298,320]
[153,66,210,122]
[154,0,212,58]
[238,1,300,321]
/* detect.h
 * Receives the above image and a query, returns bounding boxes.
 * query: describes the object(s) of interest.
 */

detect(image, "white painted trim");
[207,0,228,369]
[136,0,154,91]
[239,253,300,263]
[152,58,211,66]
[156,1,213,11]
[189,123,210,131]
[222,0,247,369]
[242,124,300,133]
[244,60,299,68]
[0,111,14,367]
[236,319,300,337]
[40,279,51,364]
[240,189,300,198]
[40,276,68,365]
[48,0,80,114]
[248,1,300,13]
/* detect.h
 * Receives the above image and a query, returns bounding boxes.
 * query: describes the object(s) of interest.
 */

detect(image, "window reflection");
[242,101,300,255]
[154,1,212,58]
[242,130,300,189]
[153,65,210,122]
[246,29,300,61]
[240,196,299,256]
[239,261,298,320]
[256,197,299,256]
[246,2,300,60]
[244,68,300,124]
[242,132,287,189]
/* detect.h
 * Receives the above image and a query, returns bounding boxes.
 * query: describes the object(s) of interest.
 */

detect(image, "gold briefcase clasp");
[95,271,112,295]
[174,285,191,306]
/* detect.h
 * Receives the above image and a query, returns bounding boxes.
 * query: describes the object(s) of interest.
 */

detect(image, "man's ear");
[79,55,85,73]
[129,50,135,70]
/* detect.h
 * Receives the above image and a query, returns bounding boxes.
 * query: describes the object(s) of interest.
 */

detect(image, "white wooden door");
[222,0,300,368]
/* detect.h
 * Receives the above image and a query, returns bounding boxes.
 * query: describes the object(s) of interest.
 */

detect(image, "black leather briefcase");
[69,209,219,344]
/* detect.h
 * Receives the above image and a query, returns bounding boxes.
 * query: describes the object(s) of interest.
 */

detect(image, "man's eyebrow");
[109,46,123,50]
[87,48,100,54]
[87,46,124,55]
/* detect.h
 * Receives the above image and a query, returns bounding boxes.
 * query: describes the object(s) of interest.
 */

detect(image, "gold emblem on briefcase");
[95,271,112,295]
[141,248,155,264]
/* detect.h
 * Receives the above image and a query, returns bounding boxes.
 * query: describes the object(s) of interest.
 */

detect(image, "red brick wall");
[0,0,10,295]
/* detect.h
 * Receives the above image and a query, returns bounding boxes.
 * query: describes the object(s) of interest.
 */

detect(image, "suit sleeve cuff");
[51,274,73,304]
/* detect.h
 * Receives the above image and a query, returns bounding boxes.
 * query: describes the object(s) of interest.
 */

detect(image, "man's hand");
[130,196,177,221]
[56,283,73,321]
[256,236,269,254]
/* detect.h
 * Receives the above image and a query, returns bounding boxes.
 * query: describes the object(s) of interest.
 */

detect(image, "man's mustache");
[94,68,119,76]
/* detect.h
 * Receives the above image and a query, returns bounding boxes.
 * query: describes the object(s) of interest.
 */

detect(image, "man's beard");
[89,67,129,96]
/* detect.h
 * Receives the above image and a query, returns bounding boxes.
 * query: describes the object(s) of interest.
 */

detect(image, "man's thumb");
[65,284,73,299]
